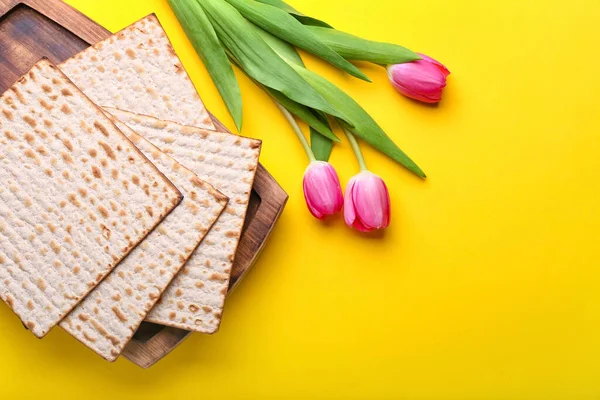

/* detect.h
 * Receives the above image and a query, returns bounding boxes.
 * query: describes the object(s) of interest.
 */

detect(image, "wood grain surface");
[0,0,288,368]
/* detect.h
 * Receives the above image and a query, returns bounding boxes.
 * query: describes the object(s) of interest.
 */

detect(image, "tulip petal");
[324,164,344,211]
[314,171,339,214]
[303,161,343,219]
[382,180,391,228]
[352,173,383,229]
[306,200,325,219]
[343,178,357,226]
[388,60,447,103]
[352,188,373,229]
[417,53,451,77]
[352,218,372,232]
[393,62,447,93]
[303,177,324,219]
[344,172,390,232]
[393,81,443,103]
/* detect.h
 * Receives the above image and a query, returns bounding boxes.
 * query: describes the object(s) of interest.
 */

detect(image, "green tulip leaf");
[293,15,335,29]
[254,27,350,146]
[252,0,295,13]
[225,35,340,143]
[224,0,370,81]
[253,0,333,27]
[267,88,339,142]
[289,64,426,177]
[257,29,424,176]
[254,25,305,67]
[198,0,349,123]
[249,31,339,143]
[310,112,334,161]
[168,0,243,130]
[306,26,420,65]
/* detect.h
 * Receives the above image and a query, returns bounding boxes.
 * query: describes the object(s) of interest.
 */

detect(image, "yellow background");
[1,0,599,398]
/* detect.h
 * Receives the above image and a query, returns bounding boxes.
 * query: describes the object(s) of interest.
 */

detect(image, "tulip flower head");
[387,53,450,103]
[344,171,391,232]
[303,161,344,219]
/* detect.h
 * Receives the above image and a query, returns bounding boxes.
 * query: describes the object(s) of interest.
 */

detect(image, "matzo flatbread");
[0,59,182,338]
[60,119,228,361]
[105,108,260,333]
[59,14,215,130]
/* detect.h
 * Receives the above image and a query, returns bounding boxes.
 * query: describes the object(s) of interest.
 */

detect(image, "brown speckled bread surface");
[105,108,261,334]
[59,14,215,130]
[60,118,228,361]
[0,59,182,338]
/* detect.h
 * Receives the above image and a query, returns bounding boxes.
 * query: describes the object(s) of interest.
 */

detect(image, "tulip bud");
[387,53,450,103]
[303,161,343,219]
[344,171,390,232]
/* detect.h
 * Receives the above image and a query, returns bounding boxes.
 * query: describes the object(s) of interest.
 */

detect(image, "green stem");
[274,101,316,162]
[342,125,367,171]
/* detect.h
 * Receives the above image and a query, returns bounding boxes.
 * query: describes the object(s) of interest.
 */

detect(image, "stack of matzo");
[60,118,228,360]
[61,14,261,334]
[0,12,263,362]
[107,109,261,333]
[0,59,182,337]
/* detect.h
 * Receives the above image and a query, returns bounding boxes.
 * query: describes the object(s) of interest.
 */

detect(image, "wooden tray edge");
[0,0,111,42]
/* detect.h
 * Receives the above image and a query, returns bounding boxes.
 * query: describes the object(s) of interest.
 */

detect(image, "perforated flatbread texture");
[105,108,261,333]
[59,14,215,130]
[0,59,182,338]
[60,119,228,361]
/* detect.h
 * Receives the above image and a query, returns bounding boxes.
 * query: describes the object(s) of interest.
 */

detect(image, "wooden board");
[0,0,288,368]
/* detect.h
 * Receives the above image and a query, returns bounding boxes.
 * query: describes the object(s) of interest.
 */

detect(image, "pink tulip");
[303,161,343,219]
[344,171,390,232]
[387,53,450,103]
